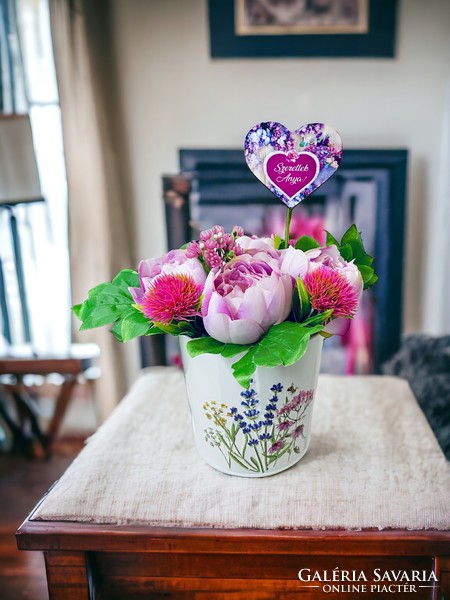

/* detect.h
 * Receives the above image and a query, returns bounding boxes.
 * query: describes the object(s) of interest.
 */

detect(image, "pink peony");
[129,249,206,306]
[278,246,309,280]
[235,235,279,258]
[201,253,292,345]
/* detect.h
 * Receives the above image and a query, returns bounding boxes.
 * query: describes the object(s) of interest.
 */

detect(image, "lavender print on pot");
[202,382,314,475]
[244,122,342,208]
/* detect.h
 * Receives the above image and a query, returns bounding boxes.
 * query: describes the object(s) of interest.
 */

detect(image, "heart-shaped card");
[244,122,342,208]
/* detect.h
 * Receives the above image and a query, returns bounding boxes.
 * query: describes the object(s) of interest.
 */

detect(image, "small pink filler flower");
[303,265,359,318]
[141,273,203,325]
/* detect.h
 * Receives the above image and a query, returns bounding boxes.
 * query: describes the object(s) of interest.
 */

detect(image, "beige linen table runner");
[32,368,450,530]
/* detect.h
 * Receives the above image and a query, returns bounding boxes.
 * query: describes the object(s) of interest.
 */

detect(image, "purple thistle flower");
[292,424,304,439]
[268,440,285,454]
[276,420,291,431]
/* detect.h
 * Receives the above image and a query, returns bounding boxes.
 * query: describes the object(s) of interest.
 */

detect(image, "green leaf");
[320,330,333,339]
[340,225,373,266]
[112,269,139,292]
[111,319,123,342]
[231,347,257,389]
[358,264,375,287]
[325,231,339,247]
[352,249,373,267]
[340,224,360,246]
[296,277,311,321]
[86,282,130,301]
[120,309,152,342]
[72,303,83,319]
[357,264,379,290]
[302,309,333,328]
[366,273,379,287]
[291,285,301,323]
[74,274,136,332]
[146,325,166,336]
[80,290,131,309]
[253,322,323,368]
[155,321,196,337]
[273,234,283,250]
[186,337,250,359]
[79,304,125,330]
[294,235,320,251]
[221,344,251,358]
[339,243,353,262]
[338,224,377,286]
[187,337,225,358]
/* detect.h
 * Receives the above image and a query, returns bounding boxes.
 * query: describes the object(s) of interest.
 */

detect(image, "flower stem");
[284,207,293,247]
[254,446,265,472]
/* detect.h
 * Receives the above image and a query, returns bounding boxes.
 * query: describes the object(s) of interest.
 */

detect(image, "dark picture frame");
[153,148,407,375]
[208,0,398,58]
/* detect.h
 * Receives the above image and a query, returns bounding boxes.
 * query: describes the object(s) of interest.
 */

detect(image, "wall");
[111,0,450,336]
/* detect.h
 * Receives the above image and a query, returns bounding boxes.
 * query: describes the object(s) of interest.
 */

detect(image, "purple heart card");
[244,122,342,208]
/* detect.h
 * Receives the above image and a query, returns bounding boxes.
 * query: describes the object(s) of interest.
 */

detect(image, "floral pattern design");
[244,121,342,208]
[202,381,314,474]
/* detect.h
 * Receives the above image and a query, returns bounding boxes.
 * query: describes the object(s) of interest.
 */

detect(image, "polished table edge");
[16,517,450,555]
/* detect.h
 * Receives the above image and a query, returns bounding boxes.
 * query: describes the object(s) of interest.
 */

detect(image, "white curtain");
[0,0,71,356]
[49,0,138,420]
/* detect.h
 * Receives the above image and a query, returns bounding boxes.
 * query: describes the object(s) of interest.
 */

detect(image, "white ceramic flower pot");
[179,334,323,477]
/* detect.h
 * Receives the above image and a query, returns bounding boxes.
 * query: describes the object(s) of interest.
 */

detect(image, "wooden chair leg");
[12,382,49,455]
[0,394,34,455]
[46,378,77,450]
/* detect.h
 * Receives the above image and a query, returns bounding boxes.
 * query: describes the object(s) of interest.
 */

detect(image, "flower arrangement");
[75,121,377,391]
[74,220,377,388]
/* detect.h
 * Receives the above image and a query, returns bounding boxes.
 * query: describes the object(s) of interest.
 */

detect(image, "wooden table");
[16,519,450,599]
[15,369,450,599]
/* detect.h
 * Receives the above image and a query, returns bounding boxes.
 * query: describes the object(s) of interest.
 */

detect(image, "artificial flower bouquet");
[74,121,377,477]
[74,222,377,388]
